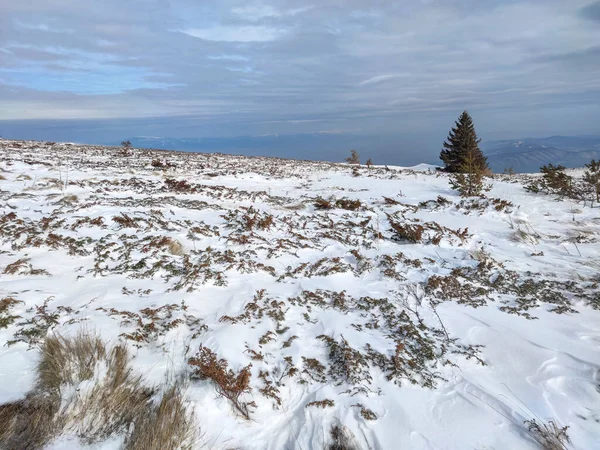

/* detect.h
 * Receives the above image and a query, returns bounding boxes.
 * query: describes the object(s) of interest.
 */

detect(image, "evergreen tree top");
[440,110,488,173]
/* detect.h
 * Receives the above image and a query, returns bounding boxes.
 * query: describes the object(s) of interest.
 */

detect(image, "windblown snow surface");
[1,140,599,450]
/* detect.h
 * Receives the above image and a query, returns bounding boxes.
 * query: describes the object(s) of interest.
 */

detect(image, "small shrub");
[112,213,139,228]
[352,404,377,420]
[389,222,424,243]
[3,257,50,276]
[150,159,174,169]
[382,196,401,205]
[526,164,573,198]
[164,178,194,193]
[0,297,22,329]
[314,197,334,210]
[188,346,254,419]
[583,159,600,204]
[318,335,370,385]
[305,399,334,409]
[335,198,362,211]
[120,140,133,156]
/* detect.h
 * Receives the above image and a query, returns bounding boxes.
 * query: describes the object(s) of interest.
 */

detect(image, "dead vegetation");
[0,296,22,329]
[3,257,50,276]
[327,424,360,450]
[188,346,254,419]
[525,419,571,450]
[0,332,197,450]
[96,302,206,348]
[1,138,598,449]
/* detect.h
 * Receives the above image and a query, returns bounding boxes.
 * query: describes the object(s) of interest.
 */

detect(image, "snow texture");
[0,139,599,449]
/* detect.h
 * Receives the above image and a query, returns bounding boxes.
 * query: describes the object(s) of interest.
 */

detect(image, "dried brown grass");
[327,424,360,450]
[525,419,570,450]
[126,386,197,450]
[0,332,198,449]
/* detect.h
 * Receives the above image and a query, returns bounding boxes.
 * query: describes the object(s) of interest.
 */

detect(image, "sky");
[1,0,599,163]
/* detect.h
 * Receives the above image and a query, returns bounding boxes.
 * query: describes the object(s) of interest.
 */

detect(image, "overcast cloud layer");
[1,0,599,147]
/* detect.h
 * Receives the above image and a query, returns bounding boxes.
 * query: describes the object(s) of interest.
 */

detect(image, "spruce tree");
[449,148,491,197]
[345,149,360,165]
[440,111,488,173]
[583,159,600,204]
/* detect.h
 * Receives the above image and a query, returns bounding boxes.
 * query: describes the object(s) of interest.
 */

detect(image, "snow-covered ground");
[1,139,599,449]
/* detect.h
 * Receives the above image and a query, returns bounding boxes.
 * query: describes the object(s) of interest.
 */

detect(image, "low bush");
[188,346,254,419]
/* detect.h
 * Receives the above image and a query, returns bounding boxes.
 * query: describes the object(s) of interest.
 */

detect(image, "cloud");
[0,0,598,142]
[580,1,600,20]
[208,54,249,61]
[359,74,400,86]
[231,4,282,19]
[182,25,284,42]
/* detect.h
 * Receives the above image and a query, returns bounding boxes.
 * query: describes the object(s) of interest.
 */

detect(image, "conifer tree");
[440,111,489,173]
[449,147,491,197]
[345,149,360,165]
[583,159,600,204]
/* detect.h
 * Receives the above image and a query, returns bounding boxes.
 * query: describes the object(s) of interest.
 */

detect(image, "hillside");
[482,135,600,173]
[1,139,599,450]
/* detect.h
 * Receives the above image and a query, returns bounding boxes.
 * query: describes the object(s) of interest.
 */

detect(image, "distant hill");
[482,135,600,173]
[125,134,600,173]
[122,134,444,167]
[125,134,370,163]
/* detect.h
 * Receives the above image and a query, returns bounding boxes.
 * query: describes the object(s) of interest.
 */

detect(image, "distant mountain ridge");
[125,134,367,162]
[123,134,600,174]
[122,133,441,167]
[481,135,600,173]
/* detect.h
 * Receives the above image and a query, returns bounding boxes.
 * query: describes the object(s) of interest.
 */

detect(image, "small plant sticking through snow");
[188,346,255,419]
[526,164,573,198]
[583,159,600,205]
[0,332,197,450]
[525,419,570,450]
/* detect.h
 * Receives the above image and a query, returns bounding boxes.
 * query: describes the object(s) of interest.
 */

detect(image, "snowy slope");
[1,139,599,450]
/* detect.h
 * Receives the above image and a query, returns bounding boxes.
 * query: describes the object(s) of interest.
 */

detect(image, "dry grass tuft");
[0,332,198,449]
[55,194,78,205]
[525,419,570,450]
[168,239,185,256]
[0,394,61,450]
[510,227,540,246]
[37,332,107,392]
[58,342,154,441]
[327,424,360,450]
[126,386,197,450]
